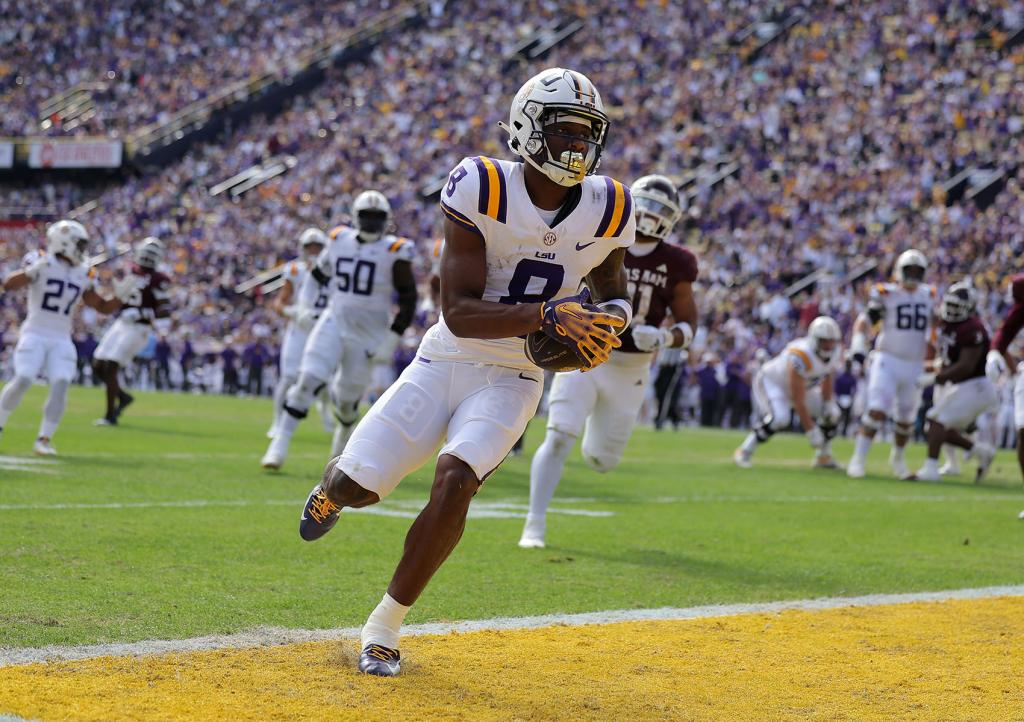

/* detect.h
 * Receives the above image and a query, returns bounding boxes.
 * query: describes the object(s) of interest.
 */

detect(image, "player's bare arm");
[83,288,121,314]
[935,344,984,384]
[667,280,697,348]
[439,218,545,339]
[390,260,417,334]
[2,270,31,292]
[274,278,295,315]
[584,247,629,320]
[788,363,814,432]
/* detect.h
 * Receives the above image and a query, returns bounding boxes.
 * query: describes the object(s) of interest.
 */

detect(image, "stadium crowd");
[2,0,1023,438]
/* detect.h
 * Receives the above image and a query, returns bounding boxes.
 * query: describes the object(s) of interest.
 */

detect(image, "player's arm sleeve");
[439,157,485,239]
[865,285,886,323]
[390,258,418,335]
[152,277,172,318]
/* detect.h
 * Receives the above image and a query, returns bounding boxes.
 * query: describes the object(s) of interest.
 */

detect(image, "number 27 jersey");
[421,156,635,368]
[872,283,937,362]
[20,251,94,339]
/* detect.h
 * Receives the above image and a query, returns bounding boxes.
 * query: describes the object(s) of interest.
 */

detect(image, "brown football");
[524,331,587,372]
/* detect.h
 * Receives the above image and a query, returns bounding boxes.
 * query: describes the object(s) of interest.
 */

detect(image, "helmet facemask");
[940,285,975,323]
[517,104,607,187]
[899,264,925,289]
[356,210,389,242]
[631,176,682,242]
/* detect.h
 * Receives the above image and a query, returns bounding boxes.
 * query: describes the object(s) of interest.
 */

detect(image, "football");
[524,330,587,372]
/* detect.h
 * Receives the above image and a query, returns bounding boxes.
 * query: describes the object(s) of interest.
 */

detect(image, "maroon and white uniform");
[928,316,996,430]
[546,240,699,471]
[94,263,171,366]
[992,273,1024,429]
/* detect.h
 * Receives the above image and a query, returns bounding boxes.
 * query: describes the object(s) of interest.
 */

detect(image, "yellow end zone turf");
[2,597,1022,721]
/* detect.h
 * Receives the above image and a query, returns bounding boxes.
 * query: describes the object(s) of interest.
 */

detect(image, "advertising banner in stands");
[27,140,123,168]
[0,141,13,168]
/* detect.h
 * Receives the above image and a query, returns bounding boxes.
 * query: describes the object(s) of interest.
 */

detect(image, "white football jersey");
[19,251,94,339]
[760,337,836,397]
[282,259,329,322]
[421,156,636,368]
[871,282,937,362]
[316,225,416,343]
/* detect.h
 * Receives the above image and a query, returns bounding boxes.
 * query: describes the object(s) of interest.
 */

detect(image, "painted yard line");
[2,584,1023,669]
[0,499,613,520]
[0,456,58,466]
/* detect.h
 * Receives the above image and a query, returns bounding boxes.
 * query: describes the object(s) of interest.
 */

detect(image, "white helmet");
[299,227,328,261]
[895,249,927,288]
[46,219,89,264]
[940,280,977,323]
[499,67,609,187]
[631,174,682,241]
[134,236,164,269]
[808,315,841,362]
[351,190,392,242]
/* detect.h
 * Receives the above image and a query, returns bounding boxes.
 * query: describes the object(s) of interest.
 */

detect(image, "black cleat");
[358,644,400,677]
[299,484,341,541]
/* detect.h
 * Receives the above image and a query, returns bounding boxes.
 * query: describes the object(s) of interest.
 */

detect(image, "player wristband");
[672,322,693,349]
[597,299,632,335]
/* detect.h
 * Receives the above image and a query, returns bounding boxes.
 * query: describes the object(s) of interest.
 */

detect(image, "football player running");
[93,237,172,426]
[260,192,418,469]
[519,174,697,549]
[266,228,328,439]
[734,316,843,468]
[846,250,937,478]
[985,273,1024,483]
[0,221,121,454]
[909,282,997,482]
[296,68,633,676]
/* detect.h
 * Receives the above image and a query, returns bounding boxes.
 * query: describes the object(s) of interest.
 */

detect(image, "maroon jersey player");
[910,282,998,482]
[985,273,1024,481]
[93,237,172,425]
[520,174,698,549]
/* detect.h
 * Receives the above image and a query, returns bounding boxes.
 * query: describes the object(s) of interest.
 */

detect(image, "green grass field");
[1,384,1022,650]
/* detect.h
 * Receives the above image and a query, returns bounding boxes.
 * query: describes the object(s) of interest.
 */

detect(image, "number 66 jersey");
[871,282,938,362]
[421,155,635,369]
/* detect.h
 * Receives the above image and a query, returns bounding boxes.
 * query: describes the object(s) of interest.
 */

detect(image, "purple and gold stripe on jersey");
[472,157,508,224]
[389,238,409,253]
[440,201,483,237]
[594,178,632,238]
[328,224,350,240]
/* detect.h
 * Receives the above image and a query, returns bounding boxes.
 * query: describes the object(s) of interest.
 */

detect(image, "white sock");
[922,457,940,475]
[818,439,832,457]
[527,429,576,522]
[740,433,758,454]
[39,380,69,439]
[361,593,411,650]
[853,433,872,461]
[891,445,905,462]
[0,376,33,427]
[276,412,301,441]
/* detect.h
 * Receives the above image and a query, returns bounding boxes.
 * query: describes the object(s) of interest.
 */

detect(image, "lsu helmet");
[46,219,89,264]
[631,175,682,241]
[500,67,609,187]
[894,249,927,288]
[808,315,841,362]
[134,236,164,269]
[299,227,328,260]
[940,281,977,323]
[352,190,392,242]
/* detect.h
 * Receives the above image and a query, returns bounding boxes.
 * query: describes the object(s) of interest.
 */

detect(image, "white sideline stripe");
[0,499,613,520]
[0,715,35,722]
[2,584,1023,668]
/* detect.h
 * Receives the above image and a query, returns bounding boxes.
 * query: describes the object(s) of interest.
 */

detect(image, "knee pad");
[582,449,620,474]
[859,413,882,432]
[753,414,779,442]
[894,420,914,437]
[284,374,325,417]
[818,419,839,441]
[545,428,577,458]
[333,400,359,426]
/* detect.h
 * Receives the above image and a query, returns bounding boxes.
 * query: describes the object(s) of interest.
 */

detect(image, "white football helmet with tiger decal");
[499,67,609,187]
[46,219,90,265]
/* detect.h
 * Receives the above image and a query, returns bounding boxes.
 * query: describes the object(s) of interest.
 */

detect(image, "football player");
[734,316,843,468]
[260,192,418,469]
[846,250,937,478]
[985,273,1024,482]
[519,174,697,549]
[0,221,121,454]
[266,228,328,439]
[295,68,633,676]
[909,282,997,482]
[93,237,172,425]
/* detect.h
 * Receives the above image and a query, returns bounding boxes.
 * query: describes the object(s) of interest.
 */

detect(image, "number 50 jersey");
[870,282,937,362]
[20,251,94,339]
[316,225,415,343]
[421,156,635,369]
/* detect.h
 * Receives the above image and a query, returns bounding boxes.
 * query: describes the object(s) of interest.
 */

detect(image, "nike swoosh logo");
[575,241,596,251]
[518,373,538,382]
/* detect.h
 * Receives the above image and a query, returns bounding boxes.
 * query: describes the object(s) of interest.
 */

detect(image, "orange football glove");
[540,288,626,369]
